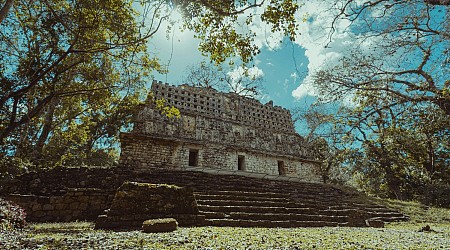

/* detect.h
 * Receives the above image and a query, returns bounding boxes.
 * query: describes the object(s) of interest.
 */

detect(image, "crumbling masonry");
[120,80,322,182]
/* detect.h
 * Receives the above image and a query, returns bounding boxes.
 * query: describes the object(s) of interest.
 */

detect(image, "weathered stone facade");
[120,80,321,182]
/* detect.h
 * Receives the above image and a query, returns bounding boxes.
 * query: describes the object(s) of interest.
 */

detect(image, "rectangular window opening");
[238,155,246,171]
[278,160,286,176]
[188,149,199,167]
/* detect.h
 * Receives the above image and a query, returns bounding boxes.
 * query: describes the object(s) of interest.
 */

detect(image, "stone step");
[194,194,291,203]
[371,216,409,222]
[227,212,348,223]
[199,211,226,219]
[196,199,304,208]
[198,190,290,198]
[197,204,324,214]
[205,219,341,228]
[194,184,334,193]
[320,209,360,216]
[198,204,288,214]
[367,211,407,218]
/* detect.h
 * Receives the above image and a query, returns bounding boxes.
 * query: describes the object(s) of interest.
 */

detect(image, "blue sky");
[145,1,447,135]
[153,37,312,109]
[146,1,353,134]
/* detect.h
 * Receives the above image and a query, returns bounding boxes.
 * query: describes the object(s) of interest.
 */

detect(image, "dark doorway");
[238,155,246,171]
[278,160,285,175]
[188,149,199,167]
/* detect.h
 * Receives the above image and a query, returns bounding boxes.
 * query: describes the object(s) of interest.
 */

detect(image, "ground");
[1,199,449,249]
[1,222,449,249]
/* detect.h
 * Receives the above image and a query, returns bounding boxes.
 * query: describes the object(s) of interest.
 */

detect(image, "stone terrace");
[133,169,408,227]
[0,166,408,227]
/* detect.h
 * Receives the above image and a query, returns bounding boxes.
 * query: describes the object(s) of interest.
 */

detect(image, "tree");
[0,0,167,165]
[183,62,264,98]
[319,0,450,116]
[328,93,450,200]
[173,0,300,64]
[1,0,305,168]
[306,0,449,199]
[183,62,224,89]
[292,104,351,184]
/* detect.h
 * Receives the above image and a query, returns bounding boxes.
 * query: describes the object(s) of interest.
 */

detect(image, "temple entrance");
[278,160,285,175]
[188,149,199,167]
[238,155,246,171]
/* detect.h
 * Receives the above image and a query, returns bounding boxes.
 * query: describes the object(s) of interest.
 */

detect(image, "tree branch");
[0,0,13,24]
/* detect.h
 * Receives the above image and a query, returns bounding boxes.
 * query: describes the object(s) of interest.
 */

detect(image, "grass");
[1,201,449,249]
[374,198,450,224]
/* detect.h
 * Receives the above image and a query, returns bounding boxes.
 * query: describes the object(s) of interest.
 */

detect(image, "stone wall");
[0,167,133,222]
[120,134,321,182]
[6,188,114,222]
[121,81,321,181]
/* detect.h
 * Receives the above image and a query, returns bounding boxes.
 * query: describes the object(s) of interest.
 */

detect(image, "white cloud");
[226,66,264,97]
[230,0,361,100]
[227,66,264,81]
[290,0,358,99]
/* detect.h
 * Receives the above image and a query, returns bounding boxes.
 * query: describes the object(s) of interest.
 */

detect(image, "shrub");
[0,198,27,230]
[418,183,450,208]
[0,156,36,181]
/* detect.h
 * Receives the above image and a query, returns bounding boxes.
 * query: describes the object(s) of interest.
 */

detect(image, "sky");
[144,0,399,134]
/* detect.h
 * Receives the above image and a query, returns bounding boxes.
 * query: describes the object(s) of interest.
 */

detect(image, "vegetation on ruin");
[1,199,449,249]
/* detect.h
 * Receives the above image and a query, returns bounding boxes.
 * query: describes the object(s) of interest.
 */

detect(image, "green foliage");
[306,0,450,202]
[0,156,37,180]
[155,98,181,119]
[0,0,165,167]
[177,0,301,64]
[418,183,450,208]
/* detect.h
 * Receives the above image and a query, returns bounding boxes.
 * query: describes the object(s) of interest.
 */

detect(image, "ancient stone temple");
[120,80,321,182]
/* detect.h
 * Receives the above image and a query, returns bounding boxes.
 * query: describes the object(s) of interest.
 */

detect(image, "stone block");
[95,182,202,230]
[142,218,178,233]
[78,203,89,210]
[31,204,42,211]
[55,203,67,210]
[42,204,54,211]
[365,218,385,228]
[69,202,79,210]
[109,182,199,215]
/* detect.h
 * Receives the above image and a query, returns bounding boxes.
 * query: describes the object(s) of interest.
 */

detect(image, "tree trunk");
[385,167,404,200]
[0,0,13,24]
[32,98,59,162]
[425,0,450,5]
[0,94,54,145]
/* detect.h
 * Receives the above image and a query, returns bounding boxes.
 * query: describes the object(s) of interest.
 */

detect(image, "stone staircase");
[3,166,408,227]
[134,169,409,227]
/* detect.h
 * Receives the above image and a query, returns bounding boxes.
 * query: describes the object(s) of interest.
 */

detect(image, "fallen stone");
[142,218,178,233]
[365,219,384,228]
